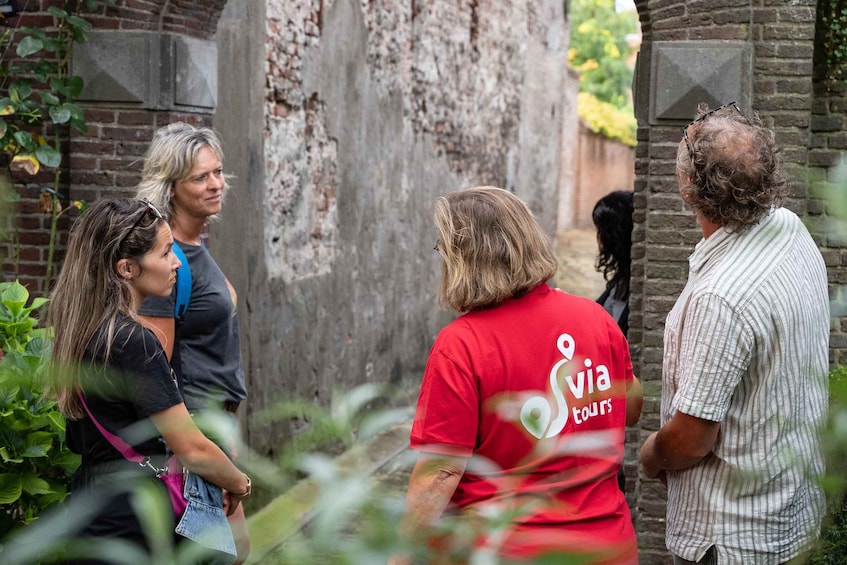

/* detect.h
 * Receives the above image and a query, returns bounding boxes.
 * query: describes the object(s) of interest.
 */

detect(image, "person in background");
[639,102,829,564]
[593,190,634,336]
[592,189,635,493]
[390,186,642,565]
[46,198,251,563]
[136,123,250,562]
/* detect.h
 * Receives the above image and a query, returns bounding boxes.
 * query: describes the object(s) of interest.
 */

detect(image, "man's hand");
[639,411,720,479]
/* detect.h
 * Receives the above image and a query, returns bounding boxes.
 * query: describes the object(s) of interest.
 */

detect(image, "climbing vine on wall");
[817,0,847,82]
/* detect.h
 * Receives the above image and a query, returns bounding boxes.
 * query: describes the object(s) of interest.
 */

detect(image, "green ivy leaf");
[19,27,47,41]
[35,145,62,169]
[48,105,72,125]
[16,37,43,58]
[41,38,64,54]
[67,15,93,33]
[46,6,69,19]
[65,103,84,121]
[32,60,55,83]
[0,118,6,138]
[70,116,88,134]
[9,81,32,105]
[65,76,84,98]
[0,474,22,504]
[69,16,93,31]
[12,131,35,152]
[39,92,60,106]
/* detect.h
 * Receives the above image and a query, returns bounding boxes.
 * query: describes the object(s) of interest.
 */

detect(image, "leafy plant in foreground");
[0,280,78,539]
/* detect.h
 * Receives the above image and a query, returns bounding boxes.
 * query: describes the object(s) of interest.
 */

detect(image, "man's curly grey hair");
[676,103,788,232]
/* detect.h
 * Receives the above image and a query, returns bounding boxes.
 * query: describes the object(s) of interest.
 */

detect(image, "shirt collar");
[688,226,734,274]
[688,208,781,274]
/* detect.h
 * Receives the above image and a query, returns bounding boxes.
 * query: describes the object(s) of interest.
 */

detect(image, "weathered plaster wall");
[215,0,568,455]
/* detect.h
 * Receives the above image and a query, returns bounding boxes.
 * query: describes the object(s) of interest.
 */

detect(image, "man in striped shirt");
[639,103,829,565]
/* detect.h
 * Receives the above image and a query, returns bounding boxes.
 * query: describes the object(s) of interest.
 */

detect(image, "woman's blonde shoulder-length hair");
[435,186,557,312]
[135,122,230,221]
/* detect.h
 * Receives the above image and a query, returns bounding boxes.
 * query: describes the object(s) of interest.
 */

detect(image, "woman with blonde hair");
[46,198,250,563]
[391,187,641,564]
[136,122,250,561]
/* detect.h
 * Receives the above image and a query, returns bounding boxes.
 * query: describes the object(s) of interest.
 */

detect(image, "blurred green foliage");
[811,365,847,563]
[568,0,638,146]
[577,92,636,147]
[568,0,637,110]
[0,281,78,539]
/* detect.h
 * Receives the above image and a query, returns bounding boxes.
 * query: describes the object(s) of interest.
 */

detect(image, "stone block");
[174,35,218,109]
[71,32,153,103]
[72,30,217,111]
[649,41,752,124]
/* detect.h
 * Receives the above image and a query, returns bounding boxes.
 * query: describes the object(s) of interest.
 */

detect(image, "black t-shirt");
[139,239,246,411]
[66,315,184,464]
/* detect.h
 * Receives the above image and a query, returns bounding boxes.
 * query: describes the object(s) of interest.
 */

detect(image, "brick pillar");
[629,1,822,562]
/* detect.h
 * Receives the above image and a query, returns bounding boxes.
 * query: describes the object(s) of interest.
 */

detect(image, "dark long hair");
[592,190,633,300]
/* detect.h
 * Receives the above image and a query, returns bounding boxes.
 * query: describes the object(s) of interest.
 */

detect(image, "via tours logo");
[520,333,613,439]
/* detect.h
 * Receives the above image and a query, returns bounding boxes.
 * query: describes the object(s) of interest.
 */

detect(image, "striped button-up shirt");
[661,207,829,564]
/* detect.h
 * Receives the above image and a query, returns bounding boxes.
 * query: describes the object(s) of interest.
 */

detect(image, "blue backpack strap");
[172,242,191,320]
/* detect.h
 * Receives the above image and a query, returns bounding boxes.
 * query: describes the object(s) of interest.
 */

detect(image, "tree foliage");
[577,92,636,147]
[568,0,637,110]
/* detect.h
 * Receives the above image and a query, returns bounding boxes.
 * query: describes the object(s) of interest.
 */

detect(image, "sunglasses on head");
[682,101,749,161]
[120,199,164,248]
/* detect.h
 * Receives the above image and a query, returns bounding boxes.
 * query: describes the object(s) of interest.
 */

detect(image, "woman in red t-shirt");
[390,186,642,565]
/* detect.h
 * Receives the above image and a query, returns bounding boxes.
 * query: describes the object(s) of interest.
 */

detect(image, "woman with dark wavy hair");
[592,190,634,336]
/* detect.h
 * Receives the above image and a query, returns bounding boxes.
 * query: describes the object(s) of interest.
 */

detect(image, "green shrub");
[0,281,78,539]
[577,92,636,147]
[810,365,847,563]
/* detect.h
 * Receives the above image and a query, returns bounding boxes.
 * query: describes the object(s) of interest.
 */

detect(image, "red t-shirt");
[411,284,636,562]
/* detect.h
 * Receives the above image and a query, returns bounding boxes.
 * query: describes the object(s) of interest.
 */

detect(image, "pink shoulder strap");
[77,392,144,463]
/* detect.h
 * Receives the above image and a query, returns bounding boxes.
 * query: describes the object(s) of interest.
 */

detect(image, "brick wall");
[568,123,635,230]
[631,1,838,562]
[0,0,227,294]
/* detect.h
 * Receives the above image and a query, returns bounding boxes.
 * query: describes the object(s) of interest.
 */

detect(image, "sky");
[616,0,637,13]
